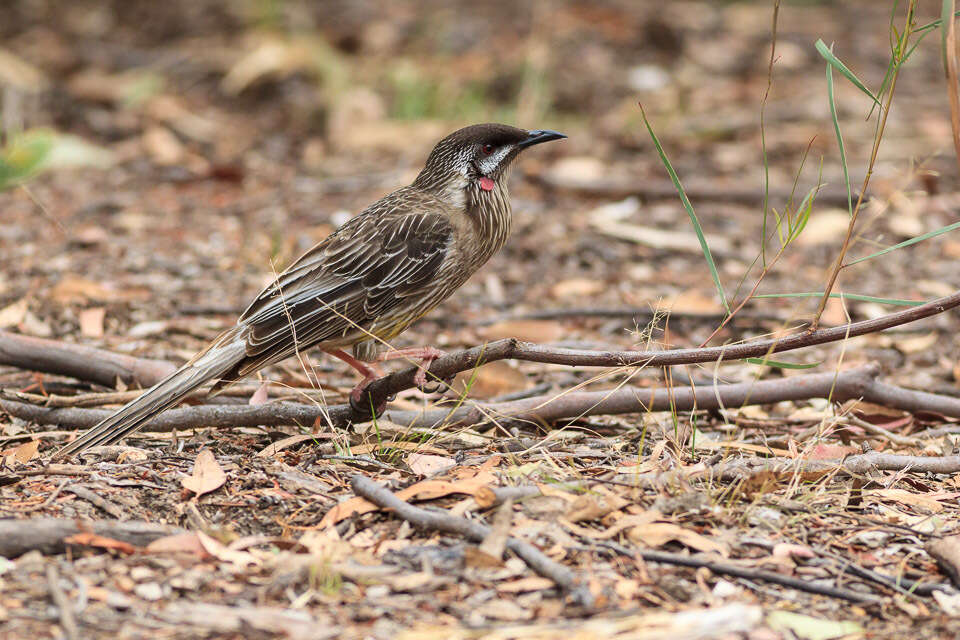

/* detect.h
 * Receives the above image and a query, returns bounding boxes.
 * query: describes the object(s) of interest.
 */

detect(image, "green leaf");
[846,220,960,266]
[787,180,822,244]
[822,43,852,214]
[772,207,785,245]
[755,291,925,306]
[767,611,862,640]
[747,357,821,370]
[0,129,113,191]
[814,39,881,106]
[639,104,729,312]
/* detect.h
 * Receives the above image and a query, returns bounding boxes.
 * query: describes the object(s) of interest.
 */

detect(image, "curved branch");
[361,290,960,409]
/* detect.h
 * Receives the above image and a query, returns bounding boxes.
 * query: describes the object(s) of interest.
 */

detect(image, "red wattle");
[479,177,495,191]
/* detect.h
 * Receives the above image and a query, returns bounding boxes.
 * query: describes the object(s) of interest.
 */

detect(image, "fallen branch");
[0,518,184,558]
[360,290,960,411]
[0,330,176,388]
[710,451,960,480]
[350,475,592,606]
[10,364,960,441]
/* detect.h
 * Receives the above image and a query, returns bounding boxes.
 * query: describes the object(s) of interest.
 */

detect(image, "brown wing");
[230,202,454,376]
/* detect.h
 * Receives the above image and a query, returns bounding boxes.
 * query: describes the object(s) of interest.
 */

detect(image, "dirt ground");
[2,1,960,638]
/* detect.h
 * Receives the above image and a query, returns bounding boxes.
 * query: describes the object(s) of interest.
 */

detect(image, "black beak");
[518,129,567,149]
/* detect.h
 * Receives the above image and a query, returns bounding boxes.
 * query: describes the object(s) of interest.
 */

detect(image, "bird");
[53,123,566,459]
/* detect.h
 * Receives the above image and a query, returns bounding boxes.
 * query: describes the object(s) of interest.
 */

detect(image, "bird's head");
[414,123,566,201]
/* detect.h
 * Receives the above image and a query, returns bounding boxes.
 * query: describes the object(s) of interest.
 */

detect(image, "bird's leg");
[325,349,385,411]
[377,347,446,391]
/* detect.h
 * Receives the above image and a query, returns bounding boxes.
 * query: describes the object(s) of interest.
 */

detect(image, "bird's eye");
[481,143,494,155]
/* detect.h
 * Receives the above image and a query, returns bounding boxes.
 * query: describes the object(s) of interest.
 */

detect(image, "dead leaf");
[64,532,138,554]
[0,47,50,92]
[656,289,724,314]
[146,532,210,556]
[868,488,957,514]
[591,219,732,254]
[78,307,105,338]
[142,125,184,165]
[248,382,269,405]
[894,333,938,355]
[451,360,530,399]
[464,546,504,568]
[496,576,554,593]
[0,298,28,328]
[407,453,456,476]
[181,449,227,498]
[805,444,858,460]
[565,493,627,523]
[11,439,39,463]
[480,320,565,343]
[550,278,605,299]
[196,531,259,567]
[627,522,728,556]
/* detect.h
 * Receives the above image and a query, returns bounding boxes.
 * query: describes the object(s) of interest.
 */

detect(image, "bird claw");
[349,382,390,417]
[416,374,455,395]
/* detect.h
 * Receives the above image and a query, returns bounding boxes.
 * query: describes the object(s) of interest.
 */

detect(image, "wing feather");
[235,201,454,369]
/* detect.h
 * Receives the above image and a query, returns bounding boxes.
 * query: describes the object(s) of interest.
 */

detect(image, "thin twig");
[46,564,80,640]
[813,0,918,328]
[349,475,592,605]
[596,544,880,604]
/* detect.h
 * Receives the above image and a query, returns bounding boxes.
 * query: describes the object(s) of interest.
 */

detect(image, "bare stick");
[349,475,592,605]
[0,518,183,558]
[0,330,176,388]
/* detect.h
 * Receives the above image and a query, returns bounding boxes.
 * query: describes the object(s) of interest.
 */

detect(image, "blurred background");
[1,0,958,388]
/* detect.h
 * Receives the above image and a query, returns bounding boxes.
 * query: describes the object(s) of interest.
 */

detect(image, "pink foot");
[327,349,385,412]
[378,347,445,390]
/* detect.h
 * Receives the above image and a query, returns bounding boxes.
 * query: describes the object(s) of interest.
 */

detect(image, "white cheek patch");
[477,146,513,175]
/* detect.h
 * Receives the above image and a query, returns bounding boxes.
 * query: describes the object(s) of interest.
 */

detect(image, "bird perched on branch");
[54,123,565,459]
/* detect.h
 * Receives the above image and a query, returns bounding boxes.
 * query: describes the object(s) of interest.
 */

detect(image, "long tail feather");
[52,337,248,459]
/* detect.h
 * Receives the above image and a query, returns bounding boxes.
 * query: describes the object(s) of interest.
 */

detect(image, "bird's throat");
[479,176,495,191]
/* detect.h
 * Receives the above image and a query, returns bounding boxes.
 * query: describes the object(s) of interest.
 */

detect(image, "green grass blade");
[787,183,819,244]
[845,220,960,266]
[746,357,821,370]
[943,1,954,70]
[639,104,729,312]
[823,45,853,215]
[814,39,881,106]
[772,207,785,245]
[755,292,925,306]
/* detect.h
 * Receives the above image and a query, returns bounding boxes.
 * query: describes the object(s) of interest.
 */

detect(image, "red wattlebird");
[54,124,565,459]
